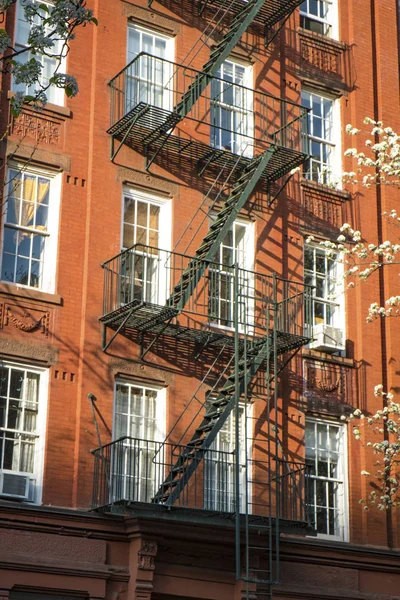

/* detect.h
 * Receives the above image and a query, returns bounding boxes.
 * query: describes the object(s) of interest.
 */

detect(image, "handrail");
[101,243,313,290]
[109,52,308,111]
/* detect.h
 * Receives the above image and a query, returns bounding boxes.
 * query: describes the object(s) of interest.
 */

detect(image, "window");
[126,24,173,112]
[208,219,254,328]
[1,166,61,292]
[302,90,339,185]
[112,381,166,503]
[211,59,253,157]
[300,0,337,37]
[204,402,247,512]
[305,419,347,539]
[0,362,48,503]
[304,244,343,330]
[14,0,65,105]
[120,188,171,305]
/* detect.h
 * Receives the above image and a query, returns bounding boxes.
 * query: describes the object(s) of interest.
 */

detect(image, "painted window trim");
[0,360,49,505]
[13,0,67,106]
[208,216,255,332]
[0,163,62,294]
[304,242,345,333]
[211,57,254,158]
[300,0,339,39]
[127,22,175,63]
[305,416,349,542]
[301,88,342,187]
[112,379,167,443]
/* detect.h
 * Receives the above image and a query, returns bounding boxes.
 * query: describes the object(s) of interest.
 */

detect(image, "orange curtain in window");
[15,176,50,244]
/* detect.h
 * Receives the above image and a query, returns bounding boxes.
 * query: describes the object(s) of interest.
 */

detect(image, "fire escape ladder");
[152,338,269,506]
[167,147,277,312]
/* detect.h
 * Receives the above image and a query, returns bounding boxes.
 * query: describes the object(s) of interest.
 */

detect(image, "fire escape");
[93,1,313,598]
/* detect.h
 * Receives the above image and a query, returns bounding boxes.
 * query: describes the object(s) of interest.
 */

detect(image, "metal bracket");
[110,105,149,163]
[140,316,174,360]
[267,171,296,207]
[145,127,174,171]
[102,303,143,352]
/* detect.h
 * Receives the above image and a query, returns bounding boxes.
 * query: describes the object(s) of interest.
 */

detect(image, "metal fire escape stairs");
[102,1,311,598]
[109,0,305,168]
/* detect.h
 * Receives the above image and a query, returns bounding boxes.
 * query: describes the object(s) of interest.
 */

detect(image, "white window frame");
[120,187,171,306]
[305,417,348,541]
[210,58,254,158]
[302,89,341,186]
[13,0,66,106]
[300,0,338,38]
[0,361,48,504]
[112,380,166,503]
[208,217,254,331]
[126,24,174,113]
[1,164,61,294]
[204,401,252,513]
[304,243,344,335]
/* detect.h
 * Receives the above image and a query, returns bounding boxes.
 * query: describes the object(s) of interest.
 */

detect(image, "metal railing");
[102,244,313,339]
[109,53,309,154]
[92,436,307,524]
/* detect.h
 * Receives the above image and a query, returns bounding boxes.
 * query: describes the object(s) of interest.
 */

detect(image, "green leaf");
[91,18,98,26]
[38,4,49,12]
[64,86,73,98]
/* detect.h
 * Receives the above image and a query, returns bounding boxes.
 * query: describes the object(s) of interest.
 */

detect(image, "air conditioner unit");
[0,471,30,500]
[309,324,345,352]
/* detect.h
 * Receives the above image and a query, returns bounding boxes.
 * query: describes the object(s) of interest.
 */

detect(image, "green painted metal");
[167,147,277,311]
[152,337,271,506]
[174,0,268,117]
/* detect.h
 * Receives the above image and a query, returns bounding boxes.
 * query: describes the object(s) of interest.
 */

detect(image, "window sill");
[301,179,351,201]
[0,282,63,306]
[302,347,354,367]
[7,90,72,119]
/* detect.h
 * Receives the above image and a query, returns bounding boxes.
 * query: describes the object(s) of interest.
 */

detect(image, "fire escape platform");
[108,103,307,183]
[196,0,304,28]
[100,299,310,355]
[94,500,314,535]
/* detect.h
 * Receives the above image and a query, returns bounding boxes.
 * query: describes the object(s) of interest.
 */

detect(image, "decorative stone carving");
[303,358,354,415]
[2,302,50,337]
[117,166,178,197]
[138,540,157,571]
[300,182,347,231]
[123,2,182,35]
[297,30,348,90]
[11,110,61,145]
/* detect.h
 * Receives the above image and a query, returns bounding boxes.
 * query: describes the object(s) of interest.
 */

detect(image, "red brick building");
[1,0,400,599]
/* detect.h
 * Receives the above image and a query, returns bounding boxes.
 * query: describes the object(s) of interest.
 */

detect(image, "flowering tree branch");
[0,0,97,115]
[346,386,400,510]
[307,117,400,322]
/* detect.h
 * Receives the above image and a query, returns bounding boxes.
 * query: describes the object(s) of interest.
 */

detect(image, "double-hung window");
[204,403,247,512]
[300,0,337,37]
[1,166,61,293]
[0,362,48,503]
[302,90,338,185]
[14,0,65,105]
[210,59,253,157]
[304,244,343,331]
[120,188,170,306]
[112,381,166,503]
[208,219,254,328]
[126,24,173,113]
[305,418,347,539]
